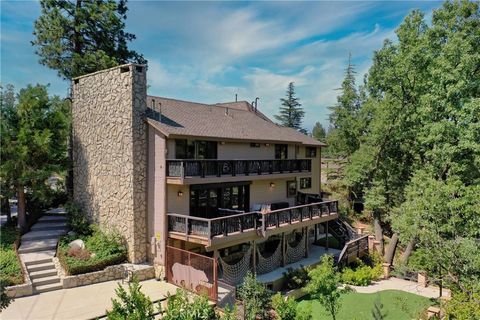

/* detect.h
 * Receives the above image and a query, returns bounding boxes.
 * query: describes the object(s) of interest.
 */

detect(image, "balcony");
[166,159,311,184]
[167,200,339,249]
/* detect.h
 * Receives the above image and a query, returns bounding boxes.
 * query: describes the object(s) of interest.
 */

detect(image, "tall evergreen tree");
[312,122,327,142]
[0,85,70,231]
[32,0,146,80]
[275,82,305,132]
[328,54,362,157]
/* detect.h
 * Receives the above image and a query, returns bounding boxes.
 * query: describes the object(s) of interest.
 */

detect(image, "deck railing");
[168,200,338,240]
[337,235,369,266]
[166,159,311,178]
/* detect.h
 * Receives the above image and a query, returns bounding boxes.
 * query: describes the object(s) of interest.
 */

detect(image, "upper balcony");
[166,159,312,184]
[167,200,338,250]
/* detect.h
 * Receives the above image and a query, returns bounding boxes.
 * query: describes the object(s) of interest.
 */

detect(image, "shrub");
[161,289,216,320]
[271,293,297,320]
[0,226,23,286]
[237,272,272,320]
[67,247,91,260]
[316,236,341,249]
[0,280,13,311]
[283,266,311,290]
[341,264,374,286]
[107,278,155,320]
[58,228,127,275]
[65,201,92,236]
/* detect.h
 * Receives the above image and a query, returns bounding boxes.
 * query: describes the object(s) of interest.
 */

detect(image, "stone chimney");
[71,64,148,263]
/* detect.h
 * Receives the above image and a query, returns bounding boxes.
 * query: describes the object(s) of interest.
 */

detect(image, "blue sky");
[1,1,441,130]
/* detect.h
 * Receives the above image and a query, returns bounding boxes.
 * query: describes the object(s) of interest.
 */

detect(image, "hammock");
[219,245,252,286]
[256,240,282,275]
[286,231,306,265]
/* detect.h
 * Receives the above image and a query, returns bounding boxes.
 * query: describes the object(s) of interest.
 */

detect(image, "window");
[190,183,250,218]
[275,144,288,159]
[306,147,317,158]
[286,180,297,197]
[299,177,312,189]
[250,143,260,148]
[175,139,217,159]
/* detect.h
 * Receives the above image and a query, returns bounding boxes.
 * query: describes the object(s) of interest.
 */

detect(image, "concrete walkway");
[351,277,442,299]
[1,279,179,320]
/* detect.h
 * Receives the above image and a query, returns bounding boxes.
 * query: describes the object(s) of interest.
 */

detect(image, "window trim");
[299,177,312,189]
[305,147,317,158]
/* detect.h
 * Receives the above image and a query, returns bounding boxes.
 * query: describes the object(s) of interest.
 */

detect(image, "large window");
[275,144,288,159]
[299,177,312,189]
[190,183,250,218]
[176,139,217,159]
[305,147,317,158]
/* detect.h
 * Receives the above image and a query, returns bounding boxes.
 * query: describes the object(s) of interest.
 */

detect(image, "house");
[71,64,365,300]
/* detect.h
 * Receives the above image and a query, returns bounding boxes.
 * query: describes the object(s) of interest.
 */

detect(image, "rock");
[67,231,77,237]
[69,239,85,250]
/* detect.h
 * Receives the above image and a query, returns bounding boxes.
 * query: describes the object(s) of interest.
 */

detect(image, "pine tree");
[32,0,146,79]
[275,82,305,132]
[312,122,326,142]
[328,54,362,157]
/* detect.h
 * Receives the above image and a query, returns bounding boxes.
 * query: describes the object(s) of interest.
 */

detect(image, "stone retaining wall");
[53,258,155,289]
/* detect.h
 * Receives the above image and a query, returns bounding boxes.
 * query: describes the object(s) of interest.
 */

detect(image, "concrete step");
[29,269,58,280]
[32,275,60,286]
[34,282,63,294]
[21,250,56,266]
[18,239,58,254]
[45,208,67,215]
[21,229,68,241]
[38,216,67,223]
[26,261,56,272]
[31,222,67,231]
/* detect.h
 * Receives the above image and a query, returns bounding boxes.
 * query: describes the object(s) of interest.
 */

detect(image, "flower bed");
[57,227,127,275]
[0,226,24,286]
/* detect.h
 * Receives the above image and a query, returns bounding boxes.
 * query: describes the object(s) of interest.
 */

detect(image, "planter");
[284,287,307,300]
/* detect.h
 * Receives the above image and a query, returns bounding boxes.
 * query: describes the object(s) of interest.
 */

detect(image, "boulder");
[69,239,85,250]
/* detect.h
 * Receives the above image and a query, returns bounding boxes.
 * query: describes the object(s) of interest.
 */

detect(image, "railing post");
[239,215,243,232]
[217,161,221,177]
[181,161,185,178]
[290,160,294,173]
[257,161,261,175]
[223,219,228,237]
[208,220,212,239]
[245,161,249,176]
[276,212,280,228]
[288,209,292,224]
[231,160,236,176]
[185,217,189,236]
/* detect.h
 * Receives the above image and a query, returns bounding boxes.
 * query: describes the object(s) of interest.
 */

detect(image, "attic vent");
[74,79,79,84]
[135,66,143,73]
[120,66,130,73]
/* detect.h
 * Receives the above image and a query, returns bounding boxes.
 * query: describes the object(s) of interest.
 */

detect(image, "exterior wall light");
[265,143,270,147]
[270,182,275,188]
[177,191,183,197]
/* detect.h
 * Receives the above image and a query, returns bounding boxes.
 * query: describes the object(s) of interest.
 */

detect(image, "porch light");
[177,191,183,197]
[270,182,275,188]
[265,143,270,147]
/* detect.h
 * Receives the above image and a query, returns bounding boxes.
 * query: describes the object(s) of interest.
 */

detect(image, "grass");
[298,290,435,320]
[0,225,24,286]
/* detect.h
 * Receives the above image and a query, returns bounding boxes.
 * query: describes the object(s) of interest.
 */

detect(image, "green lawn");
[298,290,435,320]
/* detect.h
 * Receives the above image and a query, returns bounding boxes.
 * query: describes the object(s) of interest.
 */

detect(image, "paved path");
[350,277,442,299]
[1,279,179,320]
[19,208,68,293]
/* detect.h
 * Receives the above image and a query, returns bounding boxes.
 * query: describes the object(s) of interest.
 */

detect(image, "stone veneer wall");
[72,64,148,263]
[53,258,155,289]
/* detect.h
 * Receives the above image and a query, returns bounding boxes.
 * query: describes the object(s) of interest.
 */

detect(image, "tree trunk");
[384,233,399,265]
[1,196,12,224]
[400,238,416,264]
[17,184,27,233]
[373,211,384,255]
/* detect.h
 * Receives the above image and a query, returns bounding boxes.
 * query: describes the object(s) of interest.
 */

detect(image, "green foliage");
[0,280,13,311]
[295,303,312,320]
[275,82,305,132]
[0,84,70,231]
[305,255,349,320]
[315,236,341,250]
[283,265,311,290]
[65,201,92,236]
[237,271,272,320]
[32,0,146,79]
[161,289,216,320]
[0,226,23,287]
[327,54,364,158]
[220,304,237,320]
[271,293,298,320]
[444,291,480,320]
[107,279,155,320]
[371,294,386,320]
[341,264,375,286]
[311,122,326,142]
[58,228,127,275]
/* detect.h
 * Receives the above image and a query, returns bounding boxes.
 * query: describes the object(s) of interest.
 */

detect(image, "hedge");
[0,226,24,286]
[57,249,126,275]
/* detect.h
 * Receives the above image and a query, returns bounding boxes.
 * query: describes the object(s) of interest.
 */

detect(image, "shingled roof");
[146,96,326,147]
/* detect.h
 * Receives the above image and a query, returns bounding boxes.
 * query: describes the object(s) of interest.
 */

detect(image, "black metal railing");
[166,159,311,178]
[167,200,338,240]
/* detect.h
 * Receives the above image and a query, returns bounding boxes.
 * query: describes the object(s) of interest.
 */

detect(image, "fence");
[166,246,218,300]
